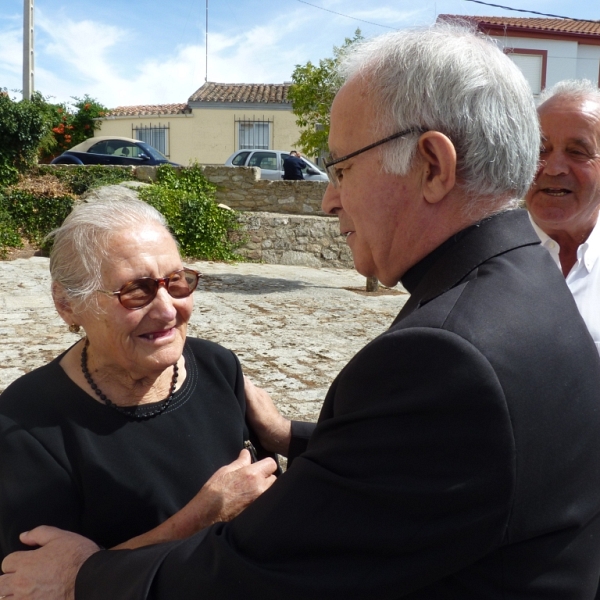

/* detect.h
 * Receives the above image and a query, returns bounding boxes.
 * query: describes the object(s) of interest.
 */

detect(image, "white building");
[440,15,600,99]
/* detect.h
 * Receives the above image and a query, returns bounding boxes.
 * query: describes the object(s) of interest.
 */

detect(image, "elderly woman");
[0,197,276,557]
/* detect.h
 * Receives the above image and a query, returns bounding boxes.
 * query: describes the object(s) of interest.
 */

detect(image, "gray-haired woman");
[0,197,276,557]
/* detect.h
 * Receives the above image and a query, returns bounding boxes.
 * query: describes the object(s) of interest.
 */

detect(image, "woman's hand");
[114,448,277,550]
[244,375,292,456]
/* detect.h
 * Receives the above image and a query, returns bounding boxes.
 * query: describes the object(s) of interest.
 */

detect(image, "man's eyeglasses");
[97,268,201,310]
[324,127,427,188]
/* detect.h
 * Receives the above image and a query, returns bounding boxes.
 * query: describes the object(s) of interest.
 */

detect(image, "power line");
[294,0,398,30]
[464,0,598,23]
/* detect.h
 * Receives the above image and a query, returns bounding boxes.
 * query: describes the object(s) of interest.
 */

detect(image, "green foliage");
[0,90,51,185]
[288,30,363,158]
[39,95,108,162]
[139,164,243,261]
[0,205,22,257]
[0,188,73,249]
[38,164,134,195]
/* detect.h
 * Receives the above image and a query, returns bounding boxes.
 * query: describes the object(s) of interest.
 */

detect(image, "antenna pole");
[205,0,208,82]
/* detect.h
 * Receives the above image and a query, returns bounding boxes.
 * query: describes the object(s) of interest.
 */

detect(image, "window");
[247,152,278,171]
[232,151,251,166]
[133,124,170,156]
[505,49,547,96]
[237,120,271,150]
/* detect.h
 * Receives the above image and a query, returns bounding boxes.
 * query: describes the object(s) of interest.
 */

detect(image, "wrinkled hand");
[244,375,292,456]
[0,526,99,600]
[115,448,277,550]
[198,448,277,523]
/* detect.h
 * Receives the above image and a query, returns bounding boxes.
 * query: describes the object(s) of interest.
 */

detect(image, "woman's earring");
[68,323,81,334]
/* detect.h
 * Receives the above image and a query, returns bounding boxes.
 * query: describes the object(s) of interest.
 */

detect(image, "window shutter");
[508,53,543,95]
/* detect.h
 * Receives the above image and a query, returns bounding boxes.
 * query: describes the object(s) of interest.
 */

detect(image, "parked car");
[225,149,328,181]
[50,136,179,166]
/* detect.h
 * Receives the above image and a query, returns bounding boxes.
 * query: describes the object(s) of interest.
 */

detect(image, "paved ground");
[0,258,408,422]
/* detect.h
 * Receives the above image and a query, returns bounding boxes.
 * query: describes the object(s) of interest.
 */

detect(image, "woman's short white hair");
[47,197,173,309]
[337,21,540,213]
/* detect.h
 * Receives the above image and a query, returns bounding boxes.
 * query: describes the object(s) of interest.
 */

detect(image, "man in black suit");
[3,22,600,600]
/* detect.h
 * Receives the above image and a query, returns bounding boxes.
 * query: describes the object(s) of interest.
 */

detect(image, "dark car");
[50,136,179,166]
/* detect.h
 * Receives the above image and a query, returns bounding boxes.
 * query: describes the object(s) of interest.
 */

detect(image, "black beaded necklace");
[80,339,178,420]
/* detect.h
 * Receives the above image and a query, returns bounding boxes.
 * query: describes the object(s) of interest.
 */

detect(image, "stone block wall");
[237,212,353,269]
[137,164,328,215]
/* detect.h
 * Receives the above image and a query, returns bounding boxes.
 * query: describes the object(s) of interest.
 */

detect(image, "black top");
[282,155,304,180]
[0,337,249,556]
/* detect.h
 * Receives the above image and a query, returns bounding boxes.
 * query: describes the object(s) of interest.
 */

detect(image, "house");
[439,15,600,98]
[96,82,301,166]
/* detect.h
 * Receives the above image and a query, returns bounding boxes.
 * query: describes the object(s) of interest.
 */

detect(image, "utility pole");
[23,0,34,100]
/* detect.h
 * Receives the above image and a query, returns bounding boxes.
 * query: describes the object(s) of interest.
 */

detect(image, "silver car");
[225,149,328,181]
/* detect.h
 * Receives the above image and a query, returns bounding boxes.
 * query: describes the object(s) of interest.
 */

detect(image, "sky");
[0,0,598,109]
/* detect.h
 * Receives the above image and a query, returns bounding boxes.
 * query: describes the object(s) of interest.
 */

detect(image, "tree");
[288,30,363,159]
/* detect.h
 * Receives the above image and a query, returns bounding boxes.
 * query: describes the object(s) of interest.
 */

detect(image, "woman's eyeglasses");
[97,268,201,310]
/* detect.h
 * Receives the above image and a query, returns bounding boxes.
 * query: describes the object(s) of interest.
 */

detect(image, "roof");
[104,103,191,117]
[68,136,143,152]
[438,15,600,39]
[188,82,291,104]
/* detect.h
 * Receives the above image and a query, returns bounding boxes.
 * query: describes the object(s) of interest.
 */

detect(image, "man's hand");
[244,375,292,456]
[115,448,277,550]
[0,526,99,600]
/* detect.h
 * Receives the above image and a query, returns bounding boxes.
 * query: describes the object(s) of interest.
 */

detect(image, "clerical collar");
[400,224,478,294]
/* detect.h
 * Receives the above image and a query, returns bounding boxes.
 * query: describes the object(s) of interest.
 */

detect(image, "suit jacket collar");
[394,209,540,325]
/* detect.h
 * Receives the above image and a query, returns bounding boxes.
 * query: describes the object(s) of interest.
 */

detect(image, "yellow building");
[96,82,302,166]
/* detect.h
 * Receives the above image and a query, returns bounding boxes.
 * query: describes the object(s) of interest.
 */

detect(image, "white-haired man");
[526,79,600,355]
[3,23,600,600]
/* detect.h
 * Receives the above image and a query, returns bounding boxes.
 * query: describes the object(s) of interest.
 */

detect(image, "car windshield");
[301,157,322,172]
[137,141,168,161]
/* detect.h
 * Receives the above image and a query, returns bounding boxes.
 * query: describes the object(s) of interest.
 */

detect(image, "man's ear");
[416,131,457,204]
[52,281,75,325]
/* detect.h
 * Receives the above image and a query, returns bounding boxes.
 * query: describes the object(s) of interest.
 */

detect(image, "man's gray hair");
[47,197,172,309]
[337,21,540,211]
[539,78,600,106]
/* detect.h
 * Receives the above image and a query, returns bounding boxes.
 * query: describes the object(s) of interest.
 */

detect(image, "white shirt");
[529,214,600,355]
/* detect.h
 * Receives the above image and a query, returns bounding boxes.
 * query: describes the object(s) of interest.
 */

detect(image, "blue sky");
[0,0,598,109]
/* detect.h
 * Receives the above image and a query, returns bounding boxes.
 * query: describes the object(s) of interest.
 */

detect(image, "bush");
[139,164,243,261]
[0,205,22,257]
[0,188,74,249]
[0,91,51,186]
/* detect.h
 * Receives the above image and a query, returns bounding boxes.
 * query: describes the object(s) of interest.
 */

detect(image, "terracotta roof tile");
[105,103,191,117]
[188,82,291,104]
[439,14,600,36]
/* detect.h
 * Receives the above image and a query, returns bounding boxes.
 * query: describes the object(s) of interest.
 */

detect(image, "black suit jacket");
[77,210,600,599]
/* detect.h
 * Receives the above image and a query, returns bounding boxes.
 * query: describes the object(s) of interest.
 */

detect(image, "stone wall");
[237,212,353,268]
[137,164,328,215]
[57,165,351,270]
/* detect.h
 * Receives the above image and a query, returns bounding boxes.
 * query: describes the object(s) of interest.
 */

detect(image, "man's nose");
[540,151,569,177]
[321,183,341,215]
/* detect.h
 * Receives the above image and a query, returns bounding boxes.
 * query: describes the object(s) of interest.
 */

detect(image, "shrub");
[0,91,50,186]
[0,204,22,257]
[0,188,74,248]
[139,164,243,261]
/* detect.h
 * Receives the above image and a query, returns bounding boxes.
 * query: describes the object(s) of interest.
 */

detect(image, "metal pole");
[22,0,34,100]
[205,0,208,82]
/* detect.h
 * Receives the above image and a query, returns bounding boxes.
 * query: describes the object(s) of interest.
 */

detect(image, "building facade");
[96,83,301,166]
